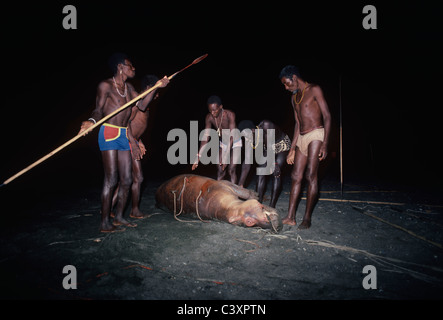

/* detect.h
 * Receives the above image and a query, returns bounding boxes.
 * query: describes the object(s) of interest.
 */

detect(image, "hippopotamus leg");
[218,180,259,200]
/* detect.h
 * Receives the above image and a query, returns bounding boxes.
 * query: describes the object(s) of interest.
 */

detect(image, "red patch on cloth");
[104,126,120,141]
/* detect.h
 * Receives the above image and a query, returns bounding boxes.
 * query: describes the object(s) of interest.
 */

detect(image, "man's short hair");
[238,120,255,132]
[141,74,159,90]
[279,65,301,79]
[108,52,129,74]
[207,95,222,106]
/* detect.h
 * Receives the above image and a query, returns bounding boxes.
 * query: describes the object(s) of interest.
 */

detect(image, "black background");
[2,1,442,196]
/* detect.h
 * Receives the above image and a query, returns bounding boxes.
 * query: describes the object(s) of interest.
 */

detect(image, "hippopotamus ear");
[228,216,242,225]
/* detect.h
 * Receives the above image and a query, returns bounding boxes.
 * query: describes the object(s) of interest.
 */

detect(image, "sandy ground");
[1,173,443,301]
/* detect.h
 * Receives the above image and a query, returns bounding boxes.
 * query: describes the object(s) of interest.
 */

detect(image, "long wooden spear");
[1,54,208,187]
[339,74,344,197]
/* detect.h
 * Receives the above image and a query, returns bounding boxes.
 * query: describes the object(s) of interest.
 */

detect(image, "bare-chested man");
[78,53,169,232]
[279,65,331,229]
[192,95,240,183]
[111,74,161,219]
[256,120,291,208]
[237,120,291,208]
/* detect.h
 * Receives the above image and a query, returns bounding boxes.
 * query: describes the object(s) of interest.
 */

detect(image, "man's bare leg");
[110,184,119,218]
[228,163,237,184]
[270,173,283,208]
[298,141,322,229]
[269,152,287,208]
[217,147,228,180]
[282,149,307,226]
[130,158,150,219]
[100,150,122,232]
[238,163,251,187]
[219,180,259,200]
[112,150,137,227]
[257,173,267,203]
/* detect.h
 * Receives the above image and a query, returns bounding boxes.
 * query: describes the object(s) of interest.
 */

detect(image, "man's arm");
[136,76,169,112]
[78,81,109,135]
[127,125,142,161]
[192,114,212,170]
[138,139,146,156]
[313,86,331,161]
[287,97,300,165]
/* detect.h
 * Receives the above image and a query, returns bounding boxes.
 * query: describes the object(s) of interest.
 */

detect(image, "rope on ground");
[309,197,405,206]
[304,239,443,284]
[234,238,261,252]
[47,237,105,246]
[352,206,443,250]
[285,190,443,208]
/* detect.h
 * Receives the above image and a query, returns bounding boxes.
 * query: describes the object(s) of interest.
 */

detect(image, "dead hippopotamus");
[155,174,282,232]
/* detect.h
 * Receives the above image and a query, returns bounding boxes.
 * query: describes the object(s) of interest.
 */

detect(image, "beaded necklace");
[293,81,309,104]
[113,76,128,98]
[251,126,260,149]
[214,108,224,137]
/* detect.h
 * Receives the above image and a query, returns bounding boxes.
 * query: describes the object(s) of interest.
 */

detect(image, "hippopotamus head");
[229,200,283,232]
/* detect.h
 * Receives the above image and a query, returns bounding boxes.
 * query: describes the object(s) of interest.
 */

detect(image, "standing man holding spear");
[78,53,169,232]
[0,53,207,232]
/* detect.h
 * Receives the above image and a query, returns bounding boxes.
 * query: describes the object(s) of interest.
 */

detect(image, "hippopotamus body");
[155,174,282,232]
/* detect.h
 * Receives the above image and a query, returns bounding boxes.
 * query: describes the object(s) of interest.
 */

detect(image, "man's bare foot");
[130,209,151,219]
[282,216,297,226]
[298,219,311,229]
[113,218,137,228]
[100,222,126,233]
